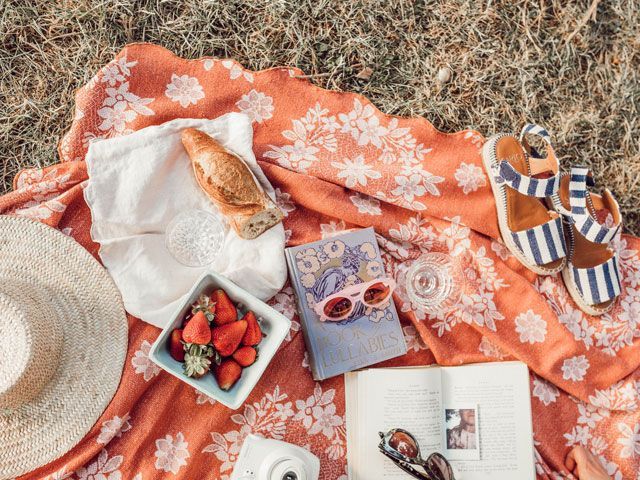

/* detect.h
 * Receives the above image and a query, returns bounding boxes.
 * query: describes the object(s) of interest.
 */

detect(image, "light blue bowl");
[149,272,291,409]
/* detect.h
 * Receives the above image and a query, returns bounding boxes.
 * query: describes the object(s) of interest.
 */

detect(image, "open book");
[345,362,535,480]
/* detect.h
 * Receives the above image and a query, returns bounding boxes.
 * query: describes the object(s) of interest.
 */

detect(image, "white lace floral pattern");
[96,57,154,136]
[562,355,590,382]
[515,309,547,344]
[196,391,217,405]
[532,375,559,406]
[265,98,441,210]
[154,432,190,474]
[478,336,506,360]
[268,286,301,341]
[454,161,486,194]
[131,340,161,382]
[165,74,205,108]
[14,168,74,220]
[320,220,346,239]
[221,59,254,83]
[403,325,428,352]
[617,422,640,459]
[274,188,296,217]
[350,192,382,215]
[331,155,381,188]
[75,449,122,480]
[97,413,131,445]
[236,89,274,123]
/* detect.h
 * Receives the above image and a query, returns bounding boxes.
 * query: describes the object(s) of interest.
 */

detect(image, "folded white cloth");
[84,113,287,328]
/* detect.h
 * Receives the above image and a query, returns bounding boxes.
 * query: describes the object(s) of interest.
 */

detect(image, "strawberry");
[213,359,242,390]
[211,289,237,325]
[169,329,185,362]
[232,346,257,367]
[212,320,247,357]
[182,313,193,329]
[241,311,262,346]
[181,311,211,345]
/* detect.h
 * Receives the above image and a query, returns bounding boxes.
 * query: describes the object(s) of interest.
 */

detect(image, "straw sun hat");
[0,216,128,479]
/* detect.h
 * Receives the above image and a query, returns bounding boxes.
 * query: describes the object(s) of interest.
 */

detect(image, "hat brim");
[0,216,128,479]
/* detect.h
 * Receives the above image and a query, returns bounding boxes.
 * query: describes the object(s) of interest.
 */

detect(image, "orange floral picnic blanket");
[2,44,639,479]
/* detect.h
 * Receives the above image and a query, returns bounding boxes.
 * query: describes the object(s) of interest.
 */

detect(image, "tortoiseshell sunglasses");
[378,429,456,480]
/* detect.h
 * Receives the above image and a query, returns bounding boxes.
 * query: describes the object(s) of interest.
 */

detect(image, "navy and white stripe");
[568,166,620,244]
[570,255,621,305]
[568,166,590,214]
[495,161,561,197]
[511,216,567,266]
[520,123,551,145]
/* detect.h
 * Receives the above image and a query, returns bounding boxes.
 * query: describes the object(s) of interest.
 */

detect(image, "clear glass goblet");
[404,252,464,315]
[165,210,226,267]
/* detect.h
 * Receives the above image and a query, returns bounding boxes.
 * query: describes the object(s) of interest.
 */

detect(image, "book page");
[347,367,443,480]
[345,372,358,480]
[440,362,535,480]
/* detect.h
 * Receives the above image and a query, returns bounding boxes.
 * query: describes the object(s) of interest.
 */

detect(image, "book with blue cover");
[285,227,407,380]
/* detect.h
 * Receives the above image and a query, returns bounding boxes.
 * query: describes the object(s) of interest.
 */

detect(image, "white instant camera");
[230,434,321,480]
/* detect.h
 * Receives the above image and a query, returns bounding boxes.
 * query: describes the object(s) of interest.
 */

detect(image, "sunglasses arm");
[379,449,434,480]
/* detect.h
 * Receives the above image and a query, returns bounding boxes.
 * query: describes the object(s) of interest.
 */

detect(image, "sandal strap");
[569,255,621,305]
[568,166,620,244]
[520,123,559,176]
[520,123,552,145]
[511,216,567,266]
[492,123,560,198]
[493,161,561,197]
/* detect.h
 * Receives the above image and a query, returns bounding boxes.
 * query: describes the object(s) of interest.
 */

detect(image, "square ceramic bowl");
[149,272,291,409]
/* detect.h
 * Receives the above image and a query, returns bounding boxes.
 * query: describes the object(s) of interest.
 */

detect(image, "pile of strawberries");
[169,288,263,390]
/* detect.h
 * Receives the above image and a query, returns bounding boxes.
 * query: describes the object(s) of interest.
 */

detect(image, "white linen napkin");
[84,113,287,328]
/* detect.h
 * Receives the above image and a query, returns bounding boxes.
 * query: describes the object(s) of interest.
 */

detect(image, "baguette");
[181,128,283,239]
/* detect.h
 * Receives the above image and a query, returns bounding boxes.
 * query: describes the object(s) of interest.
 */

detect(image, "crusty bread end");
[239,207,285,240]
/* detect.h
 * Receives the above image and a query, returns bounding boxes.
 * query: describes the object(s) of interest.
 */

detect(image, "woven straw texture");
[0,216,128,480]
[0,283,63,409]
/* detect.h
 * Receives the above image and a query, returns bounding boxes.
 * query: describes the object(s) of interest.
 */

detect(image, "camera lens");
[269,456,307,480]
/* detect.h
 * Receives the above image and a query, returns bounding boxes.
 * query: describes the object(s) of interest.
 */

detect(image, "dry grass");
[1,0,638,233]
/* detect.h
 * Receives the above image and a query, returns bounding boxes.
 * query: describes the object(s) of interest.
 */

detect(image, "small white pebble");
[437,67,452,83]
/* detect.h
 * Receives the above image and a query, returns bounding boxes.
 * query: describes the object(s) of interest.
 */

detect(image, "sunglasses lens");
[363,282,391,305]
[427,453,454,480]
[388,430,419,459]
[323,297,353,319]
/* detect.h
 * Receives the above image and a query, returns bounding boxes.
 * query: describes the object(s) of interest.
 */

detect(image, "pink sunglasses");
[314,277,396,322]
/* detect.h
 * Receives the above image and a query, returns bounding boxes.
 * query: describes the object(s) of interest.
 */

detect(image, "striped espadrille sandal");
[550,167,623,315]
[481,124,567,275]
